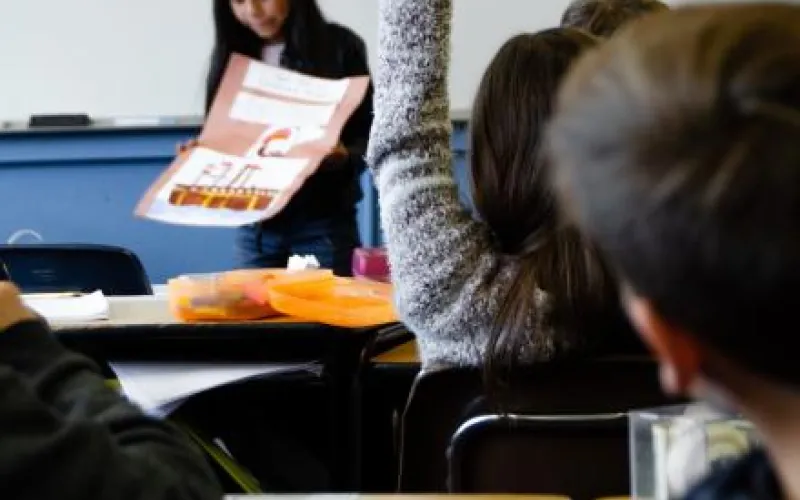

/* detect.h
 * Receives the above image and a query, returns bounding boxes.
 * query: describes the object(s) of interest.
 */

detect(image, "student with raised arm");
[548,4,800,497]
[0,282,221,499]
[367,0,636,371]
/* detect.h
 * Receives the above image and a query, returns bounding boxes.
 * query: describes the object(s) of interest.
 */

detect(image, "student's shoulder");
[683,448,781,500]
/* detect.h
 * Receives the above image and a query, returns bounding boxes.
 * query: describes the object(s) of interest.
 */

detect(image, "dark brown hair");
[207,0,334,112]
[548,4,800,386]
[470,29,619,390]
[561,0,667,38]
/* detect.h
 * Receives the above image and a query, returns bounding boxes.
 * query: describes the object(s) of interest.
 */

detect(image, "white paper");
[242,60,349,103]
[287,254,321,271]
[136,54,368,229]
[229,91,336,127]
[171,148,309,190]
[245,125,326,158]
[145,147,309,227]
[23,290,109,323]
[109,362,322,417]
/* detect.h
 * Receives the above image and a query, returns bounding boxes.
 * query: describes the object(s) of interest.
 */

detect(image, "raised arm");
[367,0,509,366]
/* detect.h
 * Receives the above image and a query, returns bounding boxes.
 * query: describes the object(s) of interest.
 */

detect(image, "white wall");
[0,0,578,121]
[328,0,572,112]
[0,0,213,122]
[0,0,735,122]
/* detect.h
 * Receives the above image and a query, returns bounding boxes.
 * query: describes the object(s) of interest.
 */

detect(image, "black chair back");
[0,244,152,295]
[398,356,678,493]
[448,413,629,500]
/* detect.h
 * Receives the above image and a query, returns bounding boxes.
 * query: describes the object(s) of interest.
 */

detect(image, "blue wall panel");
[0,123,467,284]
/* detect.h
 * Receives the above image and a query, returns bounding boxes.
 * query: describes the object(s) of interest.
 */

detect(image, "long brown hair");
[207,0,334,112]
[561,0,668,38]
[470,29,618,391]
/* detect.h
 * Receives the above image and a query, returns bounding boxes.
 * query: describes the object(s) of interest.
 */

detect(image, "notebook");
[109,362,322,417]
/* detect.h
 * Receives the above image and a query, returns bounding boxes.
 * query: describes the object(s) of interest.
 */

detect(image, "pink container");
[352,248,390,282]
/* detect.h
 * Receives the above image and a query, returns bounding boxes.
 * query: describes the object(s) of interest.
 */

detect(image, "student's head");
[548,4,800,409]
[215,0,326,43]
[207,0,330,109]
[561,0,667,38]
[471,29,617,381]
[228,0,290,41]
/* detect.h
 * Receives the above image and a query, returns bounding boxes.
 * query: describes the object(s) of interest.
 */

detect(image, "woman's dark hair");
[470,28,618,396]
[206,0,334,112]
[561,0,668,38]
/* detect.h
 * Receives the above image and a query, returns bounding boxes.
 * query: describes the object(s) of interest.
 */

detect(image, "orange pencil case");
[245,270,397,328]
[168,269,288,322]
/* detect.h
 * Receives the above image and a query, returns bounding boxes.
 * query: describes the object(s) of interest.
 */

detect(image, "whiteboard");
[1,0,700,122]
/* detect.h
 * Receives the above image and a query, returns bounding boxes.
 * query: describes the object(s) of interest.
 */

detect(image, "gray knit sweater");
[367,0,562,368]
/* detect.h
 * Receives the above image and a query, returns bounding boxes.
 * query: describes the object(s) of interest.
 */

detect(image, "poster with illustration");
[136,53,370,227]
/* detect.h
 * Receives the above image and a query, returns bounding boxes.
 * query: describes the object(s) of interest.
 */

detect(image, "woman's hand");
[176,137,200,156]
[328,142,348,159]
[318,143,350,171]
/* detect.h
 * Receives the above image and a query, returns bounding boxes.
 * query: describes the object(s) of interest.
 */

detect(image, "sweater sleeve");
[0,320,222,500]
[367,0,531,367]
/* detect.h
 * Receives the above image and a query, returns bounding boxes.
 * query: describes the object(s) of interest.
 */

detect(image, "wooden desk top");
[372,340,420,364]
[49,295,308,330]
[50,295,383,363]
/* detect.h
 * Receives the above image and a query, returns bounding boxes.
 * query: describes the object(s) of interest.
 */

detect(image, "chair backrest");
[398,356,678,493]
[449,413,630,500]
[0,244,152,296]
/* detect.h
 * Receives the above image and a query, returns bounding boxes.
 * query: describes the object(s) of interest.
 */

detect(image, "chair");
[0,244,152,295]
[360,339,420,492]
[397,356,680,493]
[449,413,630,500]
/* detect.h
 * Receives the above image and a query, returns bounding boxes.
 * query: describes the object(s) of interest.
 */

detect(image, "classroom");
[0,0,796,499]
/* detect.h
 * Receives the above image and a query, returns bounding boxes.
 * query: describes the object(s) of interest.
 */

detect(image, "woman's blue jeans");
[236,213,360,277]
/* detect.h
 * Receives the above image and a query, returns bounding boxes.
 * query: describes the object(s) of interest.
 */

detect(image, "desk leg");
[326,341,364,492]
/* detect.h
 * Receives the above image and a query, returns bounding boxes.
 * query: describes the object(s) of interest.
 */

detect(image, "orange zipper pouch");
[168,269,288,322]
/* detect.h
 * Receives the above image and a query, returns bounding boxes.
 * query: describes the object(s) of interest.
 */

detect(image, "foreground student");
[205,0,373,275]
[0,283,221,499]
[367,0,636,370]
[548,4,800,498]
[561,0,667,37]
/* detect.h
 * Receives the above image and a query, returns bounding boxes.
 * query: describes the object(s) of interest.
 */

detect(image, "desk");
[53,296,374,363]
[52,295,410,491]
[372,340,420,365]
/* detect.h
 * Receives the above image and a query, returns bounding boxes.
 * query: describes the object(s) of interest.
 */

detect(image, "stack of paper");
[109,362,322,417]
[23,290,110,323]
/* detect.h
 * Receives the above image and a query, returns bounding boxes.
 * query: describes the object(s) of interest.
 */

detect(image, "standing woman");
[207,0,373,275]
